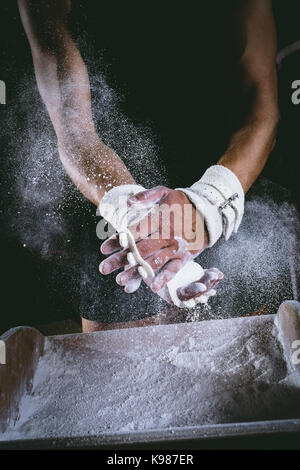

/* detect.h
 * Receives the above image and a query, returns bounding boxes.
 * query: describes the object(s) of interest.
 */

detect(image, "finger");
[200,268,224,290]
[101,233,122,255]
[116,241,180,287]
[99,248,129,275]
[116,266,141,286]
[177,282,207,301]
[127,186,168,208]
[177,268,223,301]
[150,257,189,292]
[124,277,142,294]
[100,237,168,275]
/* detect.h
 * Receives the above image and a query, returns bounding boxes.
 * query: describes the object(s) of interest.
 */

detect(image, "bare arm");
[218,0,279,193]
[18,0,135,206]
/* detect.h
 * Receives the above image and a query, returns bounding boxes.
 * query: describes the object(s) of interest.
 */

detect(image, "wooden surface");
[0,327,44,432]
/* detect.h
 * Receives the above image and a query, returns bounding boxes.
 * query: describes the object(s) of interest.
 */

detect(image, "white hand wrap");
[99,184,148,233]
[177,165,244,247]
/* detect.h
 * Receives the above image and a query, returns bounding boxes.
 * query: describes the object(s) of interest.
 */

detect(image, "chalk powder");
[2,314,300,440]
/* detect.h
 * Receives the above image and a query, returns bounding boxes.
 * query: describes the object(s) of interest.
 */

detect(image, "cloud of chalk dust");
[1,36,167,260]
[0,73,69,258]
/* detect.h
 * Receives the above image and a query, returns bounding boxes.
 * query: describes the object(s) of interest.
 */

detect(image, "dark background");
[0,1,299,334]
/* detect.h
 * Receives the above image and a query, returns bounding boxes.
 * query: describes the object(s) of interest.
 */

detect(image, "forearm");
[218,106,278,193]
[33,39,135,206]
[180,85,278,246]
[18,0,134,206]
[218,0,278,194]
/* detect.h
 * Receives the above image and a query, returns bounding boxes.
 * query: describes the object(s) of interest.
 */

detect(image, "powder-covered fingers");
[99,248,129,275]
[100,233,122,255]
[176,267,223,302]
[123,277,142,294]
[177,282,207,301]
[201,267,224,290]
[127,186,169,208]
[116,237,192,293]
[150,256,191,293]
[100,215,155,255]
[115,241,190,291]
[100,238,167,275]
[115,265,143,293]
[116,266,140,286]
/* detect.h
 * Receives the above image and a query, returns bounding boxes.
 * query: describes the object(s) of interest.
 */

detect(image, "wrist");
[176,191,209,254]
[176,165,245,247]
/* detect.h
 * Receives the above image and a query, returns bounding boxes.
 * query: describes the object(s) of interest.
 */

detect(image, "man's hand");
[100,186,209,293]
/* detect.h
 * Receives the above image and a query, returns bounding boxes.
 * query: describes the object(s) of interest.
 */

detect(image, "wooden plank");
[0,327,44,432]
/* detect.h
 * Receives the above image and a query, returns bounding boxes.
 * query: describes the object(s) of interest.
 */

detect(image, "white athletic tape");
[122,230,155,279]
[119,232,129,249]
[99,184,148,232]
[127,252,137,267]
[177,165,244,247]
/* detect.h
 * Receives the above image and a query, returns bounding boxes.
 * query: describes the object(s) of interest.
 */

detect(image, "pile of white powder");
[2,314,300,441]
